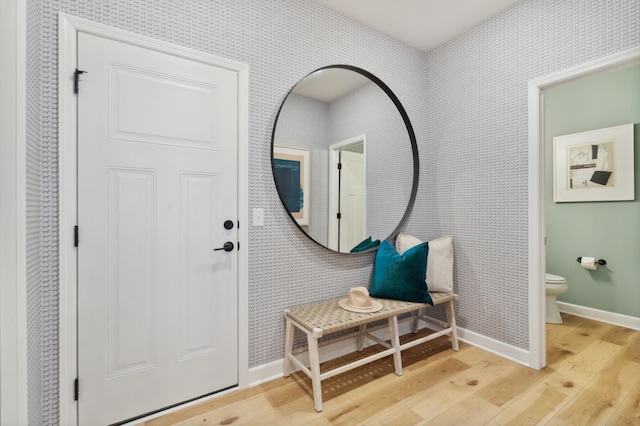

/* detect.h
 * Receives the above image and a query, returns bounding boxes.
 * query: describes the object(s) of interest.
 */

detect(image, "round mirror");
[271,65,418,253]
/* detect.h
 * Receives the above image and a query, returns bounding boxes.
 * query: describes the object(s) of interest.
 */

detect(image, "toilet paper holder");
[576,257,607,266]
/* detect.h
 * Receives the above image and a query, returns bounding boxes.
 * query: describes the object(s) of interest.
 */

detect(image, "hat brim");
[338,297,383,313]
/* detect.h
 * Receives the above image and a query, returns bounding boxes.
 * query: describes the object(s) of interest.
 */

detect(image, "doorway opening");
[528,46,640,369]
[328,134,367,253]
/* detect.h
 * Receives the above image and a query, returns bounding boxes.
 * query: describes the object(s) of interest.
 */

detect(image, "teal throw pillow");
[350,236,381,253]
[369,240,432,305]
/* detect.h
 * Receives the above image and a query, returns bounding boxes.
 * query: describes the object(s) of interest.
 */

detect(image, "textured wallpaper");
[26,0,640,422]
[421,0,640,346]
[26,0,43,423]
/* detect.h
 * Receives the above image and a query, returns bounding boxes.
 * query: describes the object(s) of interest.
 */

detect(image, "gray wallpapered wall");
[421,0,639,345]
[26,0,43,422]
[25,0,640,423]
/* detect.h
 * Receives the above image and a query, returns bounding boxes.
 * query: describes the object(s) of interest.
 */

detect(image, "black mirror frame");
[271,64,419,253]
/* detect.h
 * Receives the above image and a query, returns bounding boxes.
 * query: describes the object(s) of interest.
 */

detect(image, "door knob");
[214,241,234,252]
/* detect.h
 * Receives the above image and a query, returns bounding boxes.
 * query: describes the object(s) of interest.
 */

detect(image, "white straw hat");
[338,287,383,313]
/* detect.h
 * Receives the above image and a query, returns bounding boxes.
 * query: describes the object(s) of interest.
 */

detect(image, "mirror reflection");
[272,65,417,253]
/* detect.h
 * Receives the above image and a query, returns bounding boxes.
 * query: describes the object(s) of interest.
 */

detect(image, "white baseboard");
[455,327,530,367]
[248,316,532,387]
[558,301,640,330]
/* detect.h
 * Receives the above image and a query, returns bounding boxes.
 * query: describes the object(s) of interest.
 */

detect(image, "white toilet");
[545,273,568,324]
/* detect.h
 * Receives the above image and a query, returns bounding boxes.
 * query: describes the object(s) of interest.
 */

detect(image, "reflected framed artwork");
[274,145,310,225]
[553,123,634,202]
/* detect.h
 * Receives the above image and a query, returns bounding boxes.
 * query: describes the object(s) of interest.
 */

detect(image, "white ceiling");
[314,0,523,52]
[292,68,370,102]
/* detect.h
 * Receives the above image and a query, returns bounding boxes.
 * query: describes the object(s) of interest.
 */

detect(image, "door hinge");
[237,241,240,251]
[74,226,79,247]
[74,69,87,94]
[337,163,342,170]
[337,212,341,219]
[74,378,79,401]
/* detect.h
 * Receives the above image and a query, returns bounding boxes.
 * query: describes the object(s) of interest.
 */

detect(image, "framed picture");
[273,145,310,225]
[553,123,635,202]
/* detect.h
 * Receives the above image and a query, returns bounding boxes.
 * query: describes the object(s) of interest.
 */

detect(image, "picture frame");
[273,145,310,225]
[553,123,635,202]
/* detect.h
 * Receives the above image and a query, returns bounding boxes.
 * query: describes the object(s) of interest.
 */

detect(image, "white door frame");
[328,134,366,251]
[527,46,640,370]
[0,0,28,424]
[58,13,249,425]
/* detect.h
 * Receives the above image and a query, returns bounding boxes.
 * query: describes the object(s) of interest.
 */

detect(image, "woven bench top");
[284,292,458,336]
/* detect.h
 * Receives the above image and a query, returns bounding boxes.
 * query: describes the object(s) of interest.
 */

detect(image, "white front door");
[77,32,238,425]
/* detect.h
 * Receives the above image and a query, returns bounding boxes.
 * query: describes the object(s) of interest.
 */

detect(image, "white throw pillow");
[395,233,454,293]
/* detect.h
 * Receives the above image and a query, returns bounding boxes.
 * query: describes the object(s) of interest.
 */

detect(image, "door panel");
[180,172,221,358]
[339,150,366,252]
[108,167,157,376]
[109,63,221,148]
[77,32,238,425]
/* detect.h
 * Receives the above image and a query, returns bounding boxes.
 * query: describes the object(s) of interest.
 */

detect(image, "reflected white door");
[339,150,366,252]
[77,32,238,425]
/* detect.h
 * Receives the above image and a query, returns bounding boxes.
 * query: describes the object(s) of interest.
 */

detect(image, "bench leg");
[388,316,403,376]
[445,300,459,351]
[283,316,295,377]
[357,324,366,351]
[307,333,323,412]
[411,308,421,333]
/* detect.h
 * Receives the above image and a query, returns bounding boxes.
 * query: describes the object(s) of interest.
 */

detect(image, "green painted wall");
[544,63,640,318]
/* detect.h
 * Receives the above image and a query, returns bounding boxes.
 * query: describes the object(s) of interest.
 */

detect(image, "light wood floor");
[144,313,640,425]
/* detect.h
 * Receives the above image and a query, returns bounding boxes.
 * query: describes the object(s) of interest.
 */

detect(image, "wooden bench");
[283,292,459,411]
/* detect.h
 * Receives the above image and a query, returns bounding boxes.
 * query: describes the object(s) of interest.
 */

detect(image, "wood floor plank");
[553,357,640,425]
[426,393,501,426]
[474,363,551,407]
[495,386,567,425]
[356,403,426,426]
[484,368,583,425]
[545,314,582,346]
[554,339,623,381]
[262,376,314,409]
[169,395,273,426]
[405,354,516,420]
[401,335,464,372]
[451,343,502,366]
[321,357,470,426]
[606,375,640,426]
[244,403,333,426]
[143,387,265,426]
[548,317,611,355]
[599,323,638,346]
[621,329,640,364]
[545,343,578,369]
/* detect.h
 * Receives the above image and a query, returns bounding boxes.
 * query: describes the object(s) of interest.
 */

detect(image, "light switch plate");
[253,208,264,226]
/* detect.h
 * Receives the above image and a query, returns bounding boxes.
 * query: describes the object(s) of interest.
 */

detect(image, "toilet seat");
[545,273,566,284]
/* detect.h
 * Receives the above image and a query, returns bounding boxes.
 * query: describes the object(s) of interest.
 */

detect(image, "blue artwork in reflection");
[274,158,303,213]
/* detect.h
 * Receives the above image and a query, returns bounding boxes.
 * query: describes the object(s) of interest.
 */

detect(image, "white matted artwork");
[553,123,635,202]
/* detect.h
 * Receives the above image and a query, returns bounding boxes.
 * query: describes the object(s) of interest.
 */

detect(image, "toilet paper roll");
[581,256,598,270]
